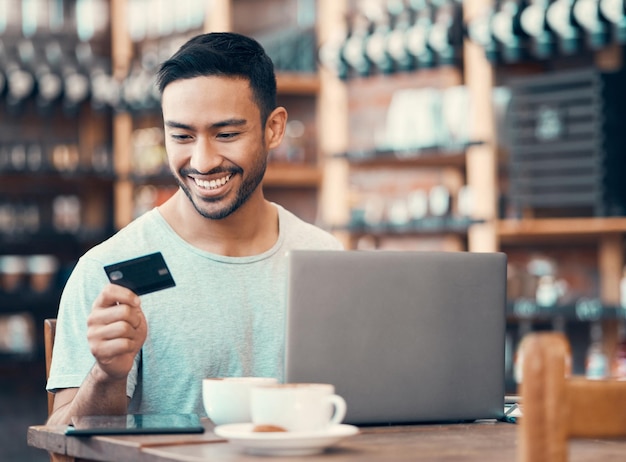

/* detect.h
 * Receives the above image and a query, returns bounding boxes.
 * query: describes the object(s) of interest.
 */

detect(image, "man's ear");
[265,106,288,150]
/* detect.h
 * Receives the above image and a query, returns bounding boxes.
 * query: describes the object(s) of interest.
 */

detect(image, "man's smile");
[192,174,233,191]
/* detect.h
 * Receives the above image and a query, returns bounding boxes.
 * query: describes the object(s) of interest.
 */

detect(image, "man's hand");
[87,283,147,381]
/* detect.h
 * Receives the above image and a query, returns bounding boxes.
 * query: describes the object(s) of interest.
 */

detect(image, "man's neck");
[158,190,279,257]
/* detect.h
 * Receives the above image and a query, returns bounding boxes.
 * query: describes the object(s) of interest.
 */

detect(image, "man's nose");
[189,138,222,173]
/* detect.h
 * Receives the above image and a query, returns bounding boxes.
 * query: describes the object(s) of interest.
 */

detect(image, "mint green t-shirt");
[47,204,343,416]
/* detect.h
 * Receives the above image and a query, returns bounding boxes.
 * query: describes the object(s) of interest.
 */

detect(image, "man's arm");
[47,284,146,425]
[47,371,128,425]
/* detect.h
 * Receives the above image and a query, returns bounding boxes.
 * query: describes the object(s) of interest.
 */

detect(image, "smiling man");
[46,33,343,425]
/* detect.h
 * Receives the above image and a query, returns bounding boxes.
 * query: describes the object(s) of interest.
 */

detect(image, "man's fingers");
[88,302,143,328]
[90,337,137,359]
[94,284,141,309]
[89,319,135,339]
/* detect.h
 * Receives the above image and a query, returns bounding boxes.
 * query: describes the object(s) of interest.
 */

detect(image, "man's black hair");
[156,32,277,123]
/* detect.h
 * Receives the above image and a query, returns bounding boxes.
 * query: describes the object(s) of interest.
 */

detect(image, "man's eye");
[217,132,239,140]
[171,134,192,141]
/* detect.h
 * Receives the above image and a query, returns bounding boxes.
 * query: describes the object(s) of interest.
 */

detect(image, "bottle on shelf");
[585,321,609,380]
[599,0,626,44]
[573,0,612,49]
[406,0,436,68]
[0,41,8,98]
[5,41,36,113]
[25,144,44,172]
[428,184,452,227]
[89,64,119,112]
[492,0,530,63]
[0,313,35,356]
[466,1,501,64]
[520,0,556,59]
[546,0,583,55]
[120,43,161,113]
[60,45,92,116]
[535,274,567,307]
[619,266,626,310]
[612,320,626,379]
[34,41,64,113]
[342,10,373,79]
[27,254,59,294]
[365,4,395,75]
[318,23,350,80]
[0,255,28,293]
[386,1,416,72]
[427,0,464,66]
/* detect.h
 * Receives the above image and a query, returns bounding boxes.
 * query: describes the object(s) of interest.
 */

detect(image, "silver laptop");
[284,250,507,425]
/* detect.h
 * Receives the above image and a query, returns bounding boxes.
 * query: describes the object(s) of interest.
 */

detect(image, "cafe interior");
[2,0,626,460]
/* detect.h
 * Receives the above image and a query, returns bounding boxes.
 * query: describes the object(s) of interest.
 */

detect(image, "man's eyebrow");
[164,119,247,130]
[164,120,193,130]
[211,118,247,128]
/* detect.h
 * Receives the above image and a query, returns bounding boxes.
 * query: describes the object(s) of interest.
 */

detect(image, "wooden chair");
[518,332,626,462]
[44,318,57,417]
[43,320,73,462]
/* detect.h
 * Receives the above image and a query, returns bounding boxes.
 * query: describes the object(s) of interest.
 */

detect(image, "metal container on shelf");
[505,67,626,218]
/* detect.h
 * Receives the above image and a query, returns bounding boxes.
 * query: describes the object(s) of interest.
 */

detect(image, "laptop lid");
[284,250,507,425]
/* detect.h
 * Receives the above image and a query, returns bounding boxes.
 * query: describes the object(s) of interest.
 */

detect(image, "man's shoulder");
[276,205,343,250]
[82,209,164,264]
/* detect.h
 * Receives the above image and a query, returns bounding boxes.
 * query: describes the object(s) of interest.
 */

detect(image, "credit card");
[104,252,176,296]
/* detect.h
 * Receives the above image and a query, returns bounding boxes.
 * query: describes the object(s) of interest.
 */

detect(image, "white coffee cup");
[250,383,347,433]
[202,377,278,426]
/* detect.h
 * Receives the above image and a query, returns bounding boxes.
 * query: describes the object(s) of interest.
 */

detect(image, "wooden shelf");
[128,165,322,189]
[341,217,478,236]
[507,300,626,322]
[263,163,322,187]
[497,217,626,243]
[0,170,116,181]
[276,72,320,95]
[337,150,468,170]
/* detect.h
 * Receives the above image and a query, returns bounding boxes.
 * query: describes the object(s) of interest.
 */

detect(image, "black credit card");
[104,252,176,296]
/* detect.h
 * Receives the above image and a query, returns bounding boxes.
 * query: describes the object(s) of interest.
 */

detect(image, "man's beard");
[173,153,267,220]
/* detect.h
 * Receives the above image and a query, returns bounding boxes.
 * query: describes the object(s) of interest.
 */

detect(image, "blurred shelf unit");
[317,0,479,252]
[507,301,626,323]
[336,144,480,240]
[276,72,320,95]
[263,163,322,188]
[470,0,626,381]
[497,217,626,242]
[335,147,470,169]
[0,0,120,363]
[317,0,626,382]
[330,73,481,250]
[317,0,626,256]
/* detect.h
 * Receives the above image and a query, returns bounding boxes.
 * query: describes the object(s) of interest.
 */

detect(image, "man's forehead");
[162,75,251,95]
[161,76,259,121]
[162,76,255,109]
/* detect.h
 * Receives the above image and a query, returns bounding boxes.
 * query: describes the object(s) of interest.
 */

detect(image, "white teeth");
[194,175,231,190]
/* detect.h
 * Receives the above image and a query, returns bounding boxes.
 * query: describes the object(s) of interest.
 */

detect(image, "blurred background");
[2,0,626,460]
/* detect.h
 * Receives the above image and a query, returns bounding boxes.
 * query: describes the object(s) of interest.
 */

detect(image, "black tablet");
[65,413,205,436]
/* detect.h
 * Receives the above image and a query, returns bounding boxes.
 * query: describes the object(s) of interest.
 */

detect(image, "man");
[46,32,343,425]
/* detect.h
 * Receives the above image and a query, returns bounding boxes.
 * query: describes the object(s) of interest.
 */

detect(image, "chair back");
[518,332,626,462]
[44,318,57,417]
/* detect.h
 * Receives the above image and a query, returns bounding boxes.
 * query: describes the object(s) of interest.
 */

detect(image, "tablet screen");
[65,413,205,436]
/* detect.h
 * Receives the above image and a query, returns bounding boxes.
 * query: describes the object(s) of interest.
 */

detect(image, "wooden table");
[28,419,626,461]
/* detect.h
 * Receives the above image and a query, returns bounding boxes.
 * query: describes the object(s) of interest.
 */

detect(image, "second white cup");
[203,377,278,426]
[250,383,347,432]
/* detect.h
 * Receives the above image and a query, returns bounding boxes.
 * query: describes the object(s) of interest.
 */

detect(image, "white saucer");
[214,423,359,456]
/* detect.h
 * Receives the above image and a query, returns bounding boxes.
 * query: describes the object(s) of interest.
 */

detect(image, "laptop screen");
[284,250,507,425]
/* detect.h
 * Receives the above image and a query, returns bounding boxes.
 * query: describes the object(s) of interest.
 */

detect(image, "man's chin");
[191,196,240,220]
[192,203,231,220]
